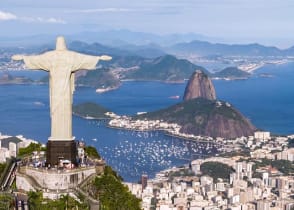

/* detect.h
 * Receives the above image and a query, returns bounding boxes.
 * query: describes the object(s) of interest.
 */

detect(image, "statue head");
[56,36,67,51]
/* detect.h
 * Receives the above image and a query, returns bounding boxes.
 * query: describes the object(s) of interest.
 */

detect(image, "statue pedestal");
[46,140,77,167]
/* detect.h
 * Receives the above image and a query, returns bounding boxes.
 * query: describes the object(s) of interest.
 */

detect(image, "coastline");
[121,79,186,84]
[3,60,292,87]
[239,60,292,73]
[95,86,119,93]
[73,113,111,120]
[211,76,249,81]
[107,124,220,144]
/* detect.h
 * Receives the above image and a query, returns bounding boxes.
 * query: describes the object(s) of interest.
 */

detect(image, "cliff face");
[178,100,256,138]
[183,70,216,101]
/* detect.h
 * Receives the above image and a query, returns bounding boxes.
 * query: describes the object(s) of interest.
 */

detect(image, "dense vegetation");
[84,146,101,159]
[0,162,8,190]
[0,193,14,209]
[200,161,235,182]
[18,143,45,157]
[252,158,294,175]
[135,98,241,122]
[0,163,7,178]
[76,68,121,89]
[168,168,195,180]
[73,102,111,119]
[92,166,141,210]
[219,149,251,158]
[28,191,88,210]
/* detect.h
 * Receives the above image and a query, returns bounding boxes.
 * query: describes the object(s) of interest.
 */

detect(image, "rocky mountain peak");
[183,70,216,101]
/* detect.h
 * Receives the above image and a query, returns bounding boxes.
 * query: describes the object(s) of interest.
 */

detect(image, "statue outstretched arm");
[72,53,112,72]
[12,54,50,71]
[12,55,24,61]
[99,55,112,61]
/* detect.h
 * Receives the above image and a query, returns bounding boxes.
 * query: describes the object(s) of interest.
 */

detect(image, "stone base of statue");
[46,140,77,167]
[16,159,105,201]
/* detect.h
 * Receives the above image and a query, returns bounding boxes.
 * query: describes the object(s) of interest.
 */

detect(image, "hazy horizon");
[1,0,294,48]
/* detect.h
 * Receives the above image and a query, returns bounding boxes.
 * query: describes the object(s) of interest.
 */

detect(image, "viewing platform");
[16,158,105,199]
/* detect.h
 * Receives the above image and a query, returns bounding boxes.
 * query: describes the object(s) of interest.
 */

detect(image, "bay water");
[0,62,293,181]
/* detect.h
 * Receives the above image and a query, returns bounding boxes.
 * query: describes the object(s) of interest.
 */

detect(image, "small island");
[73,102,114,119]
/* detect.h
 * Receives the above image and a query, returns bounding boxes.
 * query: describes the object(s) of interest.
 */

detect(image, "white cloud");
[47,18,65,24]
[36,17,66,24]
[21,16,66,24]
[0,10,17,21]
[0,10,66,24]
[67,8,135,13]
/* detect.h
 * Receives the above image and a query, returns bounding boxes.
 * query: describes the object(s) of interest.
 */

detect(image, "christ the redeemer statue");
[12,36,111,166]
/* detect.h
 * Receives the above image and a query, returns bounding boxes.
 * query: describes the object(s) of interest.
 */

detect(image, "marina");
[96,129,221,181]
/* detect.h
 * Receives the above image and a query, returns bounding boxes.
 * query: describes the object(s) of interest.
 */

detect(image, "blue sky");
[1,0,294,47]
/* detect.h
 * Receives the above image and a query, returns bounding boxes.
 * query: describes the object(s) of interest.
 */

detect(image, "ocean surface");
[0,62,294,181]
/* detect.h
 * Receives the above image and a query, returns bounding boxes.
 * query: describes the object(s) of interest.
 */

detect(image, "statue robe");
[22,50,100,140]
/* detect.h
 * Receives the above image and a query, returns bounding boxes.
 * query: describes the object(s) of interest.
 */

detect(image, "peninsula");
[79,70,256,139]
[73,102,113,119]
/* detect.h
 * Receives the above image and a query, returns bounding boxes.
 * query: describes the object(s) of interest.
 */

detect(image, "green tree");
[252,159,294,175]
[84,146,101,159]
[28,191,43,210]
[0,194,14,209]
[200,161,235,182]
[18,143,45,157]
[0,163,7,178]
[271,160,294,175]
[93,168,141,210]
[104,165,123,181]
[28,191,89,210]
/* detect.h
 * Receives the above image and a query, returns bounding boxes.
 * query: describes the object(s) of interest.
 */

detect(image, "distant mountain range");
[0,29,214,48]
[123,55,208,82]
[1,30,293,57]
[69,38,294,58]
[169,40,294,56]
[3,34,293,88]
[71,30,212,46]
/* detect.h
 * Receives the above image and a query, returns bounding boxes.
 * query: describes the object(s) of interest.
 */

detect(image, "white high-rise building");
[254,131,271,141]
